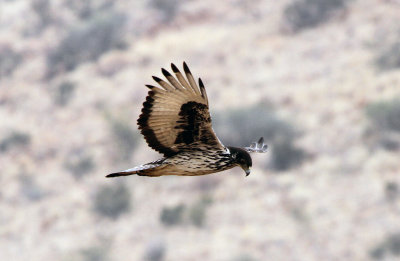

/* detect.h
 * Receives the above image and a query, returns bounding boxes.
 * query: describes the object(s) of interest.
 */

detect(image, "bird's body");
[107,63,267,178]
[111,147,232,177]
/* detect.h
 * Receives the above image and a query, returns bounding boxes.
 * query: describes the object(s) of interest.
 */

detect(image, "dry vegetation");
[1,0,400,260]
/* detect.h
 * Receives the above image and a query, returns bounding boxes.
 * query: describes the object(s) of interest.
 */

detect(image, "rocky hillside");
[1,0,400,260]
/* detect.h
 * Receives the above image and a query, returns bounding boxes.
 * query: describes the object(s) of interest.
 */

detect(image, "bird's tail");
[106,171,138,178]
[106,161,165,178]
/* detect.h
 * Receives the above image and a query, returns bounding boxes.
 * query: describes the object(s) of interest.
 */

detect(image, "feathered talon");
[244,137,268,153]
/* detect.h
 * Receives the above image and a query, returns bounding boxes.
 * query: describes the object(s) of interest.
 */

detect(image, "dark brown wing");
[137,62,225,157]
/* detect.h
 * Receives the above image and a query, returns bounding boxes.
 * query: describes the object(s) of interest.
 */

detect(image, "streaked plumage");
[107,62,267,178]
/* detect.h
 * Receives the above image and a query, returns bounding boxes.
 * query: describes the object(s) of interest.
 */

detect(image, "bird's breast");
[165,149,235,173]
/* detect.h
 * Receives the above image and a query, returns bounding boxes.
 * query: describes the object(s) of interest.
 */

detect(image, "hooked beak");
[243,167,251,177]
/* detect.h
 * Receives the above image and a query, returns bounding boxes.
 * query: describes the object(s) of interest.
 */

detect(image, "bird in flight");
[106,62,267,178]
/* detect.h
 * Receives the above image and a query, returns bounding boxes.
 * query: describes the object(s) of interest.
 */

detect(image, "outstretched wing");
[243,137,268,153]
[137,62,225,157]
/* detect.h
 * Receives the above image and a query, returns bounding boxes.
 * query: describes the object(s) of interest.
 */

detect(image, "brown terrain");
[1,0,400,260]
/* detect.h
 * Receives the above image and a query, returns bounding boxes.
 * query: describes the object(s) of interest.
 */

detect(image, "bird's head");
[228,147,252,176]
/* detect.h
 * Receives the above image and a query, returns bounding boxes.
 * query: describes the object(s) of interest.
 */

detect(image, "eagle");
[106,62,267,178]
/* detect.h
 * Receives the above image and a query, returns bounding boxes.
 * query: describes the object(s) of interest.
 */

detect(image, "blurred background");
[1,0,400,260]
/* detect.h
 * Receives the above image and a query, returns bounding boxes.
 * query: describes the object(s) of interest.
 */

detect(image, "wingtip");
[161,68,172,77]
[171,63,179,73]
[152,76,162,82]
[183,62,190,73]
[198,78,204,87]
[258,137,264,144]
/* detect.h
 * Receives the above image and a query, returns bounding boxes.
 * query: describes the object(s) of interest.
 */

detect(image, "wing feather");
[183,62,202,95]
[162,68,186,91]
[198,78,208,105]
[152,76,175,91]
[171,63,194,92]
[138,62,224,156]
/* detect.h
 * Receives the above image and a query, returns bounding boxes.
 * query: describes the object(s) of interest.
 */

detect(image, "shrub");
[370,245,385,260]
[160,196,212,228]
[283,0,347,32]
[387,234,400,256]
[93,183,131,219]
[66,0,115,20]
[19,174,45,201]
[271,139,306,171]
[160,204,185,226]
[365,98,400,150]
[366,98,400,133]
[144,239,166,261]
[80,245,109,261]
[150,0,179,23]
[46,11,126,78]
[375,38,400,71]
[54,81,76,106]
[31,0,52,33]
[188,196,213,227]
[0,131,30,152]
[64,154,95,179]
[370,233,400,259]
[385,181,398,202]
[108,118,139,163]
[0,46,22,78]
[214,105,306,171]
